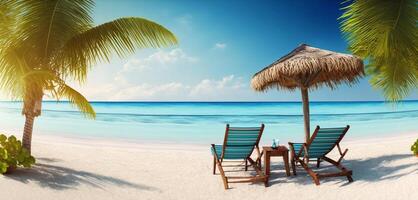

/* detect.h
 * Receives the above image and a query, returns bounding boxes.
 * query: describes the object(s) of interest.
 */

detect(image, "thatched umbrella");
[251,44,364,143]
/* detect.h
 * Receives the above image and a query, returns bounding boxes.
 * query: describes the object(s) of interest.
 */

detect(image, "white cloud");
[77,75,249,101]
[214,43,227,49]
[116,48,197,83]
[122,59,148,72]
[189,75,245,97]
[148,48,197,64]
[110,82,190,100]
[122,48,197,72]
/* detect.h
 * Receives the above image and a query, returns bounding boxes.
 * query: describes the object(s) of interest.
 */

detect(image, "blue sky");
[50,0,418,101]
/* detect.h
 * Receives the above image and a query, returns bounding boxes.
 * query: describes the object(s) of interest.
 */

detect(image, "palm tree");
[339,0,418,101]
[0,0,177,153]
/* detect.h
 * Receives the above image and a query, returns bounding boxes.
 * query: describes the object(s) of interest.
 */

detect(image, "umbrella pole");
[301,87,310,143]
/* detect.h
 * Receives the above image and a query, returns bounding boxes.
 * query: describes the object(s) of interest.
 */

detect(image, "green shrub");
[0,134,35,174]
[412,139,418,155]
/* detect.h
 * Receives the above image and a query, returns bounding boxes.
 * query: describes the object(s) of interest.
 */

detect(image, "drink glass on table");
[275,139,280,148]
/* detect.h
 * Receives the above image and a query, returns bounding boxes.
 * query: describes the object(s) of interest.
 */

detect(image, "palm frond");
[9,0,94,60]
[60,17,178,82]
[0,0,20,44]
[368,58,418,101]
[339,0,418,101]
[56,83,96,119]
[0,47,29,99]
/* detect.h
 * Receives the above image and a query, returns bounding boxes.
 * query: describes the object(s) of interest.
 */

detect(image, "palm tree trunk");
[21,97,42,154]
[301,87,310,143]
[22,113,35,154]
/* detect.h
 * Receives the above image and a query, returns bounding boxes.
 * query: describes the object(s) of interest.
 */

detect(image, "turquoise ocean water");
[0,101,417,144]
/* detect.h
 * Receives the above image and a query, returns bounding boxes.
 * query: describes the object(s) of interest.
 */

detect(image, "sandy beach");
[0,132,416,200]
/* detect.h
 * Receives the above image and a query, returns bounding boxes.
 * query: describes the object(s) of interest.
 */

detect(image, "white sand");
[0,133,417,200]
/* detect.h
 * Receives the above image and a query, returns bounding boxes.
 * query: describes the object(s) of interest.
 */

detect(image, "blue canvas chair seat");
[211,145,256,159]
[211,124,266,189]
[289,125,353,185]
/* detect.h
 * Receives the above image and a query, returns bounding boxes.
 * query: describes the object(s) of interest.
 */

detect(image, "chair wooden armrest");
[336,144,349,164]
[211,144,220,160]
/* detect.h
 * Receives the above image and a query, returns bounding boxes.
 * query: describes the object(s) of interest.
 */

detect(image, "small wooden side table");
[262,146,291,184]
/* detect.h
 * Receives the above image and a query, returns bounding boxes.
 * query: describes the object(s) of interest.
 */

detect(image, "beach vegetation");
[339,0,418,101]
[411,139,418,156]
[0,134,35,174]
[0,0,178,153]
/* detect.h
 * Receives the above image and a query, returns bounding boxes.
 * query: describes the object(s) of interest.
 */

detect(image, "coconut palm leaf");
[0,0,20,44]
[0,48,28,99]
[60,17,178,82]
[57,83,96,119]
[8,0,94,60]
[339,0,418,101]
[368,57,418,101]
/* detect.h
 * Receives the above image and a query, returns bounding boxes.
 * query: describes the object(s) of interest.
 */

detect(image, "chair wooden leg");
[291,158,297,175]
[213,156,216,174]
[216,160,229,189]
[313,176,320,185]
[347,175,354,182]
[245,159,248,171]
[316,158,320,168]
[223,177,229,189]
[211,144,229,189]
[298,159,320,185]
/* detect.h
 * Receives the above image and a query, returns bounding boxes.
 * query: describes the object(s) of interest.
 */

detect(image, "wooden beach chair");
[211,124,267,189]
[288,125,353,185]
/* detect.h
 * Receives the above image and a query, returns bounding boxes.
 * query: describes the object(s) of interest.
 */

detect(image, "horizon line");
[0,100,417,103]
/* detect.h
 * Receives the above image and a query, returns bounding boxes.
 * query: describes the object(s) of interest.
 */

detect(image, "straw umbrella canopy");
[251,44,364,143]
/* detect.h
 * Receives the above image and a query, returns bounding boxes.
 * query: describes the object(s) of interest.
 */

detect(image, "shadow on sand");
[267,153,417,186]
[4,157,158,191]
